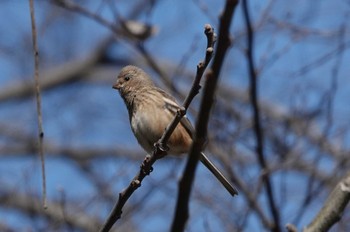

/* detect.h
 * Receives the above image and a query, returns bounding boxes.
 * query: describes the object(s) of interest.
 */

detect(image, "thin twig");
[170,1,239,231]
[29,0,47,209]
[242,0,281,231]
[99,24,216,232]
[160,24,216,147]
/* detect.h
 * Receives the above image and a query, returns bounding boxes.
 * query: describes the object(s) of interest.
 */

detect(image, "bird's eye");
[124,76,130,81]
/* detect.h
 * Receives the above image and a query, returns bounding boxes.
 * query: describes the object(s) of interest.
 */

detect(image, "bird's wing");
[156,87,195,139]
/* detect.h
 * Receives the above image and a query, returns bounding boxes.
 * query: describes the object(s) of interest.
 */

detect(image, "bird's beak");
[112,82,120,90]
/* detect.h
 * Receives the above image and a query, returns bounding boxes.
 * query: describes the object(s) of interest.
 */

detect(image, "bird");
[112,65,238,196]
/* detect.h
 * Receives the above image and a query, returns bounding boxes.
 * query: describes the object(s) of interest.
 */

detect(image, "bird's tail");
[200,152,239,196]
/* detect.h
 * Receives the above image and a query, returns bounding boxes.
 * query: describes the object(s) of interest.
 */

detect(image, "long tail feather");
[200,152,239,196]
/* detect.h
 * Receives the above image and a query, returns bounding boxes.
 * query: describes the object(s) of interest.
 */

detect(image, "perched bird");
[113,65,238,196]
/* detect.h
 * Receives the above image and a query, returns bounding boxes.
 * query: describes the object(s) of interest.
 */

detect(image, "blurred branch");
[269,16,347,38]
[171,0,239,231]
[242,0,281,231]
[208,144,274,229]
[53,0,157,41]
[0,37,113,102]
[289,39,350,78]
[218,85,348,160]
[293,24,345,225]
[53,0,117,32]
[0,143,143,162]
[0,191,103,232]
[304,173,350,232]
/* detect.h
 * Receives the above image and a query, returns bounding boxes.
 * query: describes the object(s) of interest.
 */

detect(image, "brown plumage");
[113,65,238,196]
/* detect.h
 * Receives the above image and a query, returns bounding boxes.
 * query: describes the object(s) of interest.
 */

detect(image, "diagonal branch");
[171,1,239,231]
[303,173,350,232]
[53,0,157,41]
[242,0,281,231]
[0,37,112,102]
[99,24,216,232]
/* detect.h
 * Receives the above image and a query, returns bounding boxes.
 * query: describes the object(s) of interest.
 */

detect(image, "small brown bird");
[113,65,238,196]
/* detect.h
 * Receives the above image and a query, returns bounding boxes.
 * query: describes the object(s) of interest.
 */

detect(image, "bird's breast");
[131,109,161,153]
[130,97,192,155]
